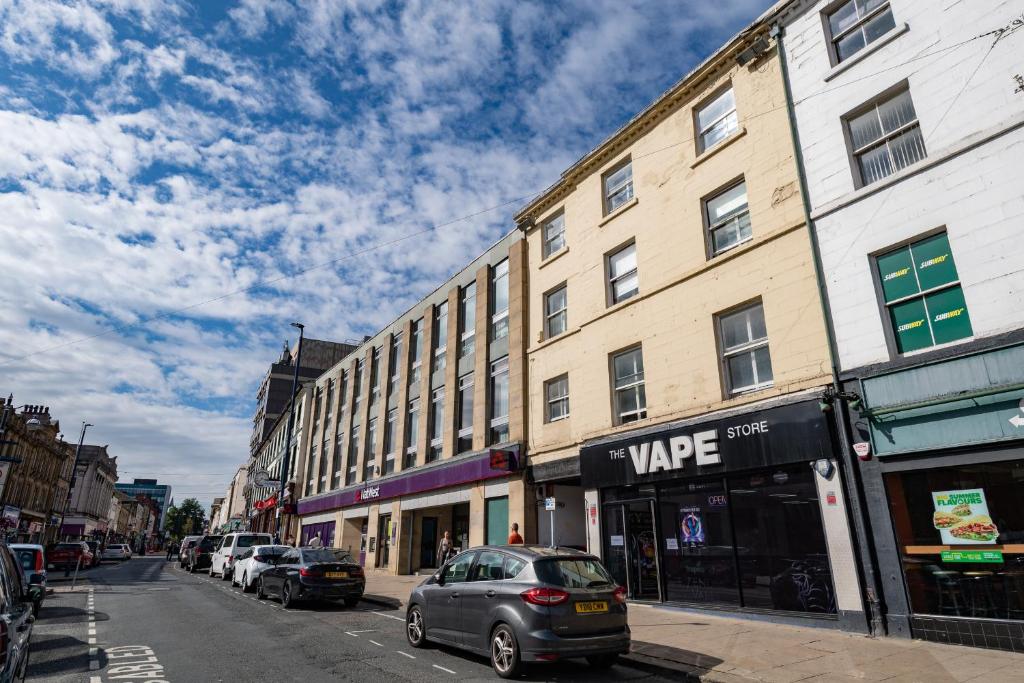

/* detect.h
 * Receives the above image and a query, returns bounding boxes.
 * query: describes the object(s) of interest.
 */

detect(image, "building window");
[489,357,509,444]
[612,347,646,424]
[696,87,738,152]
[388,332,402,399]
[370,347,382,403]
[318,438,328,491]
[339,370,348,407]
[544,284,568,338]
[305,444,317,495]
[603,159,633,214]
[409,318,423,386]
[325,378,335,423]
[365,418,378,480]
[706,180,752,256]
[352,359,364,413]
[545,374,569,422]
[404,399,419,469]
[346,424,359,486]
[875,232,972,353]
[719,302,774,394]
[429,388,445,462]
[332,430,343,486]
[433,301,448,373]
[459,282,476,358]
[384,408,397,474]
[491,259,509,341]
[542,211,566,257]
[312,387,322,432]
[827,0,895,63]
[608,242,639,305]
[457,374,474,453]
[847,87,925,187]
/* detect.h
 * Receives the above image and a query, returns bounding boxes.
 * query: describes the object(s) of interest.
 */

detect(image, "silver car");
[406,545,629,679]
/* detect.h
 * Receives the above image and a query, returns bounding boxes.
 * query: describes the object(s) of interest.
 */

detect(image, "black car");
[186,535,223,573]
[0,544,35,682]
[257,547,364,608]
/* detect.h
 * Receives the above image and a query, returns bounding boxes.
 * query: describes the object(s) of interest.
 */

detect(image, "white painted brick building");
[775,0,1024,371]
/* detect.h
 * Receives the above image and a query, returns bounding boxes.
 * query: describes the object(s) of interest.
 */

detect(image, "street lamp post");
[56,421,93,541]
[274,323,304,541]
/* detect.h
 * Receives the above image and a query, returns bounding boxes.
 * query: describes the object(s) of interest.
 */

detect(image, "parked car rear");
[46,542,93,571]
[209,533,272,580]
[178,536,202,567]
[84,541,102,567]
[101,544,131,561]
[9,543,47,615]
[186,535,222,573]
[257,547,365,608]
[231,544,290,592]
[405,545,629,678]
[0,543,35,681]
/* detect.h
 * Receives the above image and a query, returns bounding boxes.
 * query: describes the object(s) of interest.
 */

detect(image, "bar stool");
[961,571,997,618]
[932,569,964,615]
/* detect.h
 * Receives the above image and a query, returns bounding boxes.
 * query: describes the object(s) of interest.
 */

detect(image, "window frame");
[843,82,925,188]
[545,374,570,423]
[606,240,639,306]
[491,259,510,341]
[544,283,568,339]
[409,318,423,386]
[457,373,474,453]
[365,417,378,480]
[404,398,419,469]
[601,157,634,215]
[433,301,448,373]
[428,387,445,462]
[695,84,738,154]
[610,345,647,425]
[459,282,476,358]
[489,356,510,444]
[703,177,752,258]
[541,210,566,258]
[717,300,774,396]
[388,332,402,398]
[823,0,896,66]
[370,346,382,403]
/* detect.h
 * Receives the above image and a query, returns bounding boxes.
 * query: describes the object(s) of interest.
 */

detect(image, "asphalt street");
[26,556,672,683]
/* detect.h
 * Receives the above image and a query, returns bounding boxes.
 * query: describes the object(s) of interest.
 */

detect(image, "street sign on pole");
[545,497,557,548]
[544,497,556,511]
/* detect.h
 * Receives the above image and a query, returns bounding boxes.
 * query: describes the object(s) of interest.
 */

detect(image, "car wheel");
[256,577,267,600]
[586,653,619,669]
[242,573,254,593]
[406,605,427,648]
[281,581,294,609]
[490,624,521,679]
[208,566,216,577]
[222,566,232,581]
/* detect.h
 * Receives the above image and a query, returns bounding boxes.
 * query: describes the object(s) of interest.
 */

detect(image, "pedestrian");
[273,532,281,545]
[309,532,323,548]
[165,541,178,561]
[436,530,454,567]
[508,522,524,545]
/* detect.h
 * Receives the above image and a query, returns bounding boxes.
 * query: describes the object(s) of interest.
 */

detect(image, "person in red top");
[507,522,524,544]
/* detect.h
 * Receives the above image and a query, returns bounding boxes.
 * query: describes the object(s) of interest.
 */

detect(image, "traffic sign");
[544,497,556,511]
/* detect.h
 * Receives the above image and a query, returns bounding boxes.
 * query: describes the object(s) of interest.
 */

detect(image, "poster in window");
[932,488,999,545]
[679,506,705,545]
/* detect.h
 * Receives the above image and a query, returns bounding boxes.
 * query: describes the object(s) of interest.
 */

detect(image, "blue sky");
[0,0,771,508]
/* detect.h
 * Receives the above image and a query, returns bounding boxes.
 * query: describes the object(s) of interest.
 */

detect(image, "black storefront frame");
[583,397,848,625]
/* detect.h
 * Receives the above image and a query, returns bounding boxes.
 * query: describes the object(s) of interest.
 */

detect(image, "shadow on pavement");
[359,594,402,610]
[624,640,725,680]
[26,635,89,677]
[35,605,109,625]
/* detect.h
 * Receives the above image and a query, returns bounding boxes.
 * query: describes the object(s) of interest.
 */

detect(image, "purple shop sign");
[298,450,516,516]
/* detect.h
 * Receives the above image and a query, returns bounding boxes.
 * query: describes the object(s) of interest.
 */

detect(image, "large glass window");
[429,388,444,462]
[364,418,378,480]
[728,466,835,613]
[459,283,476,358]
[434,301,448,373]
[885,459,1024,621]
[706,180,751,256]
[384,408,397,474]
[491,260,509,341]
[410,318,423,386]
[545,284,567,338]
[332,429,343,487]
[404,399,419,469]
[612,347,646,424]
[346,424,359,485]
[370,347,382,403]
[848,87,925,186]
[489,357,509,444]
[875,232,972,354]
[603,159,634,214]
[608,243,639,305]
[697,87,738,152]
[719,302,773,394]
[457,374,474,453]
[352,359,364,413]
[388,333,402,399]
[828,0,896,63]
[542,211,566,257]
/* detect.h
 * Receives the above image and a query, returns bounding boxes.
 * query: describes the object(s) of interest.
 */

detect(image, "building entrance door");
[420,516,438,569]
[602,500,661,601]
[377,514,392,568]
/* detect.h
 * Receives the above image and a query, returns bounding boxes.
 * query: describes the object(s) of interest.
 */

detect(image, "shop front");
[581,396,865,628]
[855,342,1024,649]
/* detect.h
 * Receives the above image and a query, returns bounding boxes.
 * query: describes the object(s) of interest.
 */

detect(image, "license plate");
[326,571,349,579]
[575,601,608,614]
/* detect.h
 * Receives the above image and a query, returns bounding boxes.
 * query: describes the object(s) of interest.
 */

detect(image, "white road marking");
[347,629,378,634]
[91,677,101,683]
[89,647,97,656]
[88,637,96,645]
[397,651,416,659]
[432,664,457,674]
[370,611,405,622]
[344,631,360,637]
[369,640,383,647]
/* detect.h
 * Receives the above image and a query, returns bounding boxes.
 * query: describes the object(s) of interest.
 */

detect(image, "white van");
[209,533,273,580]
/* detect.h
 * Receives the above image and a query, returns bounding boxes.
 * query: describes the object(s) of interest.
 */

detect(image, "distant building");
[209,497,224,530]
[115,478,172,531]
[63,445,118,540]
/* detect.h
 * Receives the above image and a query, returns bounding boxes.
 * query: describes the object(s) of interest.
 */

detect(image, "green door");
[486,497,508,546]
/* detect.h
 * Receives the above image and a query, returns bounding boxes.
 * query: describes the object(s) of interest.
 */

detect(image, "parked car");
[46,542,94,571]
[0,543,35,682]
[231,544,291,592]
[256,547,364,608]
[9,544,47,615]
[101,544,131,561]
[185,535,223,573]
[178,536,202,568]
[84,541,102,568]
[406,545,629,679]
[209,533,273,581]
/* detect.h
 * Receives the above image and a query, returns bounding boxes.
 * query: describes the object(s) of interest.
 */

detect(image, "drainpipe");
[771,22,886,637]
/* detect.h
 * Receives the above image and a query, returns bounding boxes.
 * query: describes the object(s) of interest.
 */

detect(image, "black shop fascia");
[580,397,843,620]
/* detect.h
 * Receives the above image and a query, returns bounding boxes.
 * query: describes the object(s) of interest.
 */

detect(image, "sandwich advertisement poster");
[932,488,999,545]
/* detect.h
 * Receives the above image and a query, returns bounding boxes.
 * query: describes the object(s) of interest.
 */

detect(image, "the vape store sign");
[580,400,831,488]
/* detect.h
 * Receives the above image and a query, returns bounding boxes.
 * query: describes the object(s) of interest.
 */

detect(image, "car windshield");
[301,549,353,564]
[236,535,269,548]
[14,550,35,570]
[199,536,223,551]
[534,557,615,588]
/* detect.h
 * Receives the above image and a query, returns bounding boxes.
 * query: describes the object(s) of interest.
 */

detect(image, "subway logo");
[897,319,925,333]
[919,254,949,269]
[934,307,965,323]
[884,267,910,281]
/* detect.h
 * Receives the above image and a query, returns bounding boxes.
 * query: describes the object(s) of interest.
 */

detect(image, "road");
[26,556,671,683]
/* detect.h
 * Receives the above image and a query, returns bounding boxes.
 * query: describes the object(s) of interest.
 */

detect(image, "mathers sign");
[580,399,832,489]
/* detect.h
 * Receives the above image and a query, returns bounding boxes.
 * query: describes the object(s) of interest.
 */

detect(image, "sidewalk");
[362,573,1024,682]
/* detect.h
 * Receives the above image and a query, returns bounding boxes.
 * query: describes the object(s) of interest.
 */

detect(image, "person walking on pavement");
[309,532,323,548]
[166,541,178,561]
[508,522,524,544]
[436,531,454,567]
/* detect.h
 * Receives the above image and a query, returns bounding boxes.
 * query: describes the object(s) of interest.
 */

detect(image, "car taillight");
[349,567,364,578]
[520,587,570,606]
[226,555,233,563]
[613,585,627,604]
[35,551,44,572]
[254,555,267,562]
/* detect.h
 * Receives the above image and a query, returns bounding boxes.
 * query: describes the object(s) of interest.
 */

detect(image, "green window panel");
[878,245,918,303]
[890,297,932,353]
[927,286,973,345]
[914,233,959,292]
[486,496,508,546]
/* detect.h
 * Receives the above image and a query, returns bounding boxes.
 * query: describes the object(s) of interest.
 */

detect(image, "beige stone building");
[514,20,864,629]
[295,230,533,574]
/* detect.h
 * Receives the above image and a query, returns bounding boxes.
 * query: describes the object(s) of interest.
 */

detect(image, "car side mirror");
[435,572,445,586]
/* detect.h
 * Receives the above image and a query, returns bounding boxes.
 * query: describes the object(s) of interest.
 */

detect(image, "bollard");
[71,556,82,590]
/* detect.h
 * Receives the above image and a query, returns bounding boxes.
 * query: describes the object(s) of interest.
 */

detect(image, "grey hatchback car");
[406,545,629,678]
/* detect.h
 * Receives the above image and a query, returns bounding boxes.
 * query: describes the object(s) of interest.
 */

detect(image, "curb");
[360,593,404,610]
